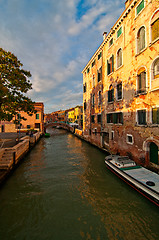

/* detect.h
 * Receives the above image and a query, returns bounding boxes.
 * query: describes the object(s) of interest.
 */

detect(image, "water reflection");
[0,128,159,240]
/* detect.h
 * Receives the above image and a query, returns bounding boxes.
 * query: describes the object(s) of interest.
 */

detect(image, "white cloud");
[0,0,125,112]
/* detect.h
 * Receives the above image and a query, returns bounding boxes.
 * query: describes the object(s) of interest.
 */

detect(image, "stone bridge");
[44,122,75,133]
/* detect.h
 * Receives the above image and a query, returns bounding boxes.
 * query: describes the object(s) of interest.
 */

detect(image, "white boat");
[105,155,159,207]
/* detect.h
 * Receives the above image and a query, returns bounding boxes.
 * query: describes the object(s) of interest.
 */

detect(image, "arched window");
[137,26,145,53]
[151,57,159,90]
[137,67,146,94]
[153,58,159,79]
[117,48,122,68]
[151,10,159,42]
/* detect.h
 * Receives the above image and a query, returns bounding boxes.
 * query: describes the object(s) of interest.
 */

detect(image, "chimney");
[103,32,107,40]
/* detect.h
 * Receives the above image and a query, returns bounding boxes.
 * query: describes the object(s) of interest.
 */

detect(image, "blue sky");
[0,0,125,113]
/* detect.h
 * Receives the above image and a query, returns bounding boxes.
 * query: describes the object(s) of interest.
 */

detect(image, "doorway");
[150,142,158,165]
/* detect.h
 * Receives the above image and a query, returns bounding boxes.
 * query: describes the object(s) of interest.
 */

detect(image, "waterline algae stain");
[0,128,159,240]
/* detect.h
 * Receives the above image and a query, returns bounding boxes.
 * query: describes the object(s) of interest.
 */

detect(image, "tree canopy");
[0,48,35,122]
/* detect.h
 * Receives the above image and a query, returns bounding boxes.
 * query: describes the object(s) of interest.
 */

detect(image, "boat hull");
[105,160,159,207]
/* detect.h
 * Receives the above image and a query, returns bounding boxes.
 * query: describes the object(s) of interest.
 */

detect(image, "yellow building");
[82,0,159,170]
[74,106,83,128]
[68,108,75,123]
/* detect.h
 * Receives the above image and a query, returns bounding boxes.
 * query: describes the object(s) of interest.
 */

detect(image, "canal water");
[0,128,159,240]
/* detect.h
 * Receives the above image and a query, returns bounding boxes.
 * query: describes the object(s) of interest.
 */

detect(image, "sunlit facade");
[82,0,159,170]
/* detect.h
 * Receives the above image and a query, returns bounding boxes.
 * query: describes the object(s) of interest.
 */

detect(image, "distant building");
[74,106,83,128]
[82,0,159,170]
[0,102,44,133]
[68,108,75,123]
[18,102,44,133]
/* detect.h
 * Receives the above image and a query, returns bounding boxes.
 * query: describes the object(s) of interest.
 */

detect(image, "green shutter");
[137,0,144,15]
[117,27,122,38]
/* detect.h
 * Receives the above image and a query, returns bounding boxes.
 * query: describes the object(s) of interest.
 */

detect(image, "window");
[117,48,122,68]
[107,113,113,123]
[113,112,123,124]
[126,134,134,145]
[97,114,101,123]
[136,0,144,15]
[137,69,146,94]
[151,10,159,42]
[36,113,39,120]
[92,94,95,108]
[92,74,95,87]
[84,101,87,110]
[137,27,145,53]
[98,52,102,60]
[92,60,96,68]
[87,68,90,73]
[91,115,95,123]
[152,58,159,80]
[98,91,102,106]
[117,27,122,38]
[98,67,102,82]
[107,112,123,124]
[111,131,114,140]
[137,109,146,125]
[109,38,113,47]
[117,83,122,100]
[83,83,86,93]
[108,85,114,103]
[152,108,159,124]
[107,55,114,75]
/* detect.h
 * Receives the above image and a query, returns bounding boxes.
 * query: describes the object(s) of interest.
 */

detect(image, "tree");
[0,48,35,122]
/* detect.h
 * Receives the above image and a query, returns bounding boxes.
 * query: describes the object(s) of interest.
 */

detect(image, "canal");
[0,128,159,240]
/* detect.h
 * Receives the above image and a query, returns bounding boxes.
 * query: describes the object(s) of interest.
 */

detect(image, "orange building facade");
[82,0,159,170]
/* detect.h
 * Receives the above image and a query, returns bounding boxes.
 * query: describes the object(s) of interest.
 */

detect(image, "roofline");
[82,0,138,73]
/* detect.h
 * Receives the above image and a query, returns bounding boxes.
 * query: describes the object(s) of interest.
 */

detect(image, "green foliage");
[0,48,35,121]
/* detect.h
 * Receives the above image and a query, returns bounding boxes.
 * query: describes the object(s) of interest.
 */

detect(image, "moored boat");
[105,155,159,207]
[44,133,50,138]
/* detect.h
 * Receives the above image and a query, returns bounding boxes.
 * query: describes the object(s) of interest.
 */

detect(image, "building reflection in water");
[66,133,157,240]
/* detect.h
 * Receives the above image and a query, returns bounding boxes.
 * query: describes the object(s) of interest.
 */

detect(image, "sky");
[0,0,125,113]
